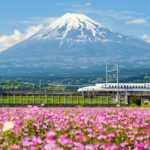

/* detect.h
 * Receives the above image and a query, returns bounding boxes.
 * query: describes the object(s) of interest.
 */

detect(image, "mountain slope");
[0,13,150,72]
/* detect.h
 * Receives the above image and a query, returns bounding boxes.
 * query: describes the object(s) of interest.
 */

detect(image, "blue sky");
[0,0,150,52]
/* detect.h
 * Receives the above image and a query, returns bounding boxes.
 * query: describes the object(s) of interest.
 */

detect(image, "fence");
[0,94,126,105]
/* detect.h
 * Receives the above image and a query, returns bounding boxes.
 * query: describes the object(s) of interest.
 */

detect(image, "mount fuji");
[0,13,150,73]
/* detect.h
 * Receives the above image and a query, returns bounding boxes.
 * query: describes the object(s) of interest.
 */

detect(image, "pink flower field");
[0,107,150,150]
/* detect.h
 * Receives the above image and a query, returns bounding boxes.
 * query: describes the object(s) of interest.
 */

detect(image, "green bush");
[129,104,139,107]
[130,97,141,106]
[142,105,150,107]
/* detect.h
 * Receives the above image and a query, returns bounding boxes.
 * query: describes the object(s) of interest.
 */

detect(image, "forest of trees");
[1,71,150,91]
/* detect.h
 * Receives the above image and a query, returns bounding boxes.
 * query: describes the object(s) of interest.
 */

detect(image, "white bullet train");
[78,83,150,92]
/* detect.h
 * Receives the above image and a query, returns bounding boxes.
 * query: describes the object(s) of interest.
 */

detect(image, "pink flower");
[55,126,62,131]
[74,142,84,149]
[32,136,42,145]
[121,141,128,147]
[9,145,20,149]
[137,143,145,149]
[45,130,56,140]
[85,144,95,150]
[33,106,38,109]
[41,103,45,106]
[58,137,73,147]
[136,136,143,141]
[117,104,120,107]
[0,107,150,149]
[97,134,107,140]
[108,133,115,139]
[22,140,32,147]
[43,143,56,150]
[105,144,119,150]
[53,147,63,150]
[27,105,32,108]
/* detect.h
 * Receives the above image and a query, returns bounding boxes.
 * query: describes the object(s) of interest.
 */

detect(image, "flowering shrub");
[0,107,150,149]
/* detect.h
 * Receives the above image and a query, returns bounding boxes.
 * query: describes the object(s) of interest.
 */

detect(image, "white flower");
[2,121,14,132]
[116,104,120,107]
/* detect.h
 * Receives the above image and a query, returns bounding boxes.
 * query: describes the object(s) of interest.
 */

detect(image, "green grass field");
[0,95,126,104]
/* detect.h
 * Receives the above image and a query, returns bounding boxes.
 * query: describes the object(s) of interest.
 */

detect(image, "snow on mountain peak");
[32,13,121,42]
[48,13,103,30]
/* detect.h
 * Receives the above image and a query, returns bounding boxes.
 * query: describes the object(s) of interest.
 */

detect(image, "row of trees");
[0,80,68,91]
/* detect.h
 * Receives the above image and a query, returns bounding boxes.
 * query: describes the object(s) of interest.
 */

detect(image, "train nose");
[78,88,83,92]
[77,86,93,92]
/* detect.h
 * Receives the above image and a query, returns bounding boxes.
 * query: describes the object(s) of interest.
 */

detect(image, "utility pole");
[116,64,120,103]
[39,80,42,91]
[106,61,120,103]
[106,60,108,83]
[45,87,47,103]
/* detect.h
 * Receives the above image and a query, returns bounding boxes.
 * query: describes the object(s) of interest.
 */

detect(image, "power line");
[106,61,120,103]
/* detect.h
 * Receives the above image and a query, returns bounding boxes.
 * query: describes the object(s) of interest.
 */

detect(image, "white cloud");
[72,2,91,8]
[42,17,57,24]
[141,34,150,43]
[0,25,43,52]
[0,16,57,52]
[0,30,23,52]
[57,2,91,8]
[21,17,57,24]
[25,24,43,38]
[126,19,147,24]
[75,9,133,21]
[85,2,91,6]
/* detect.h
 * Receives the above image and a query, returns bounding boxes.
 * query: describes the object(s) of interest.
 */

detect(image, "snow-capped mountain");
[32,13,124,42]
[0,13,150,73]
